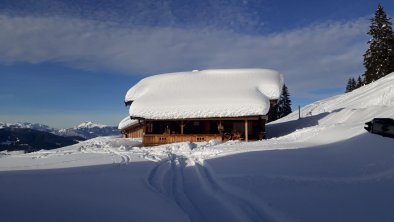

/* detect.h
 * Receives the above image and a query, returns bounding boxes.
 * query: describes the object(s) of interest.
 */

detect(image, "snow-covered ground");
[1,74,394,222]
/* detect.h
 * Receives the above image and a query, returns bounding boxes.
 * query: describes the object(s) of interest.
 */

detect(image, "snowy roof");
[118,116,140,130]
[125,69,284,120]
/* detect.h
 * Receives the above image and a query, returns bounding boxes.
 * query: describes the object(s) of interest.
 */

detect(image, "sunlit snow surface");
[1,73,394,222]
[125,69,283,119]
[118,116,139,130]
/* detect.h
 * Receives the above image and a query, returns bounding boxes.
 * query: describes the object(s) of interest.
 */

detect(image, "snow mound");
[125,68,283,119]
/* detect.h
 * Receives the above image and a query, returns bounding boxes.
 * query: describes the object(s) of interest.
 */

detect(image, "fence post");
[298,105,301,119]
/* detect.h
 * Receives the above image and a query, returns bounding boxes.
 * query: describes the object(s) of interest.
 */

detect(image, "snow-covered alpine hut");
[119,68,284,146]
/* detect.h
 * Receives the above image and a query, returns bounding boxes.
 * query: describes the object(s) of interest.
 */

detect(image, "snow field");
[1,73,394,221]
[146,142,295,222]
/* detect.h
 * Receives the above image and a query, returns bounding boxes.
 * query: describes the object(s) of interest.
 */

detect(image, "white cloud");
[0,14,369,100]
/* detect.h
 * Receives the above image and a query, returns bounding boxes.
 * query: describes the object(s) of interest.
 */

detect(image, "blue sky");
[0,0,393,128]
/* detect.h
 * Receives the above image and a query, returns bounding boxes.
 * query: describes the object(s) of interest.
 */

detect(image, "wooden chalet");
[119,69,283,146]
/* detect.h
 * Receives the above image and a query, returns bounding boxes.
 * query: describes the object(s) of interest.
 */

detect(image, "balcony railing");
[143,134,222,146]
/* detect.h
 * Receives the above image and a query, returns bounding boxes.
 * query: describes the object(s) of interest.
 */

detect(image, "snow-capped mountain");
[0,121,119,140]
[0,121,119,151]
[56,121,119,139]
[75,121,108,129]
[0,122,54,132]
[0,128,81,152]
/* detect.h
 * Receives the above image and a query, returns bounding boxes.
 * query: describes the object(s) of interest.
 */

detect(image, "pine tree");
[345,78,353,92]
[267,84,293,122]
[350,77,357,90]
[363,4,394,84]
[267,104,278,122]
[346,77,357,92]
[276,84,292,119]
[346,76,363,92]
[356,75,363,88]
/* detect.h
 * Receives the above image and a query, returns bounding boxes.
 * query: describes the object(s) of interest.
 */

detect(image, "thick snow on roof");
[118,116,140,130]
[125,69,284,119]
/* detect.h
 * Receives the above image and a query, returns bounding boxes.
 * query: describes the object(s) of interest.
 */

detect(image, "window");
[147,123,153,133]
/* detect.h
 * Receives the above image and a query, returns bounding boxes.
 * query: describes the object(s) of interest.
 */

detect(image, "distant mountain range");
[0,128,83,152]
[0,121,120,152]
[0,122,54,132]
[54,121,119,139]
[0,121,119,139]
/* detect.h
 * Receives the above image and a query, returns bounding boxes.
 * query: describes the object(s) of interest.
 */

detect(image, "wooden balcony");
[143,134,222,146]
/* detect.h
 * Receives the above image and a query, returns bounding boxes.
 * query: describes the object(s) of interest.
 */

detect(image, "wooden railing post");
[245,119,248,142]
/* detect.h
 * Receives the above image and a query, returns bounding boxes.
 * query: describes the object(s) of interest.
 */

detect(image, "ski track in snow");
[6,134,394,222]
[145,142,292,222]
[16,138,292,221]
[3,128,394,221]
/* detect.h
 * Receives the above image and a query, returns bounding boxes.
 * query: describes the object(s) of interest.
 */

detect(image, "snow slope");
[268,72,394,141]
[1,73,394,222]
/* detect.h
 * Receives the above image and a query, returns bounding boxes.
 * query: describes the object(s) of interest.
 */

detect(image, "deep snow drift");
[125,69,283,119]
[1,73,394,222]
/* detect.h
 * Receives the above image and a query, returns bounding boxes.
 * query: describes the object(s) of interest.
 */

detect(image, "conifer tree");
[267,84,293,122]
[345,78,353,93]
[267,104,278,122]
[350,78,357,90]
[276,84,292,119]
[356,75,363,88]
[363,4,394,84]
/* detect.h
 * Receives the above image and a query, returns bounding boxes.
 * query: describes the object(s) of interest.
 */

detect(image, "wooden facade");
[144,134,223,145]
[121,123,144,138]
[121,116,268,146]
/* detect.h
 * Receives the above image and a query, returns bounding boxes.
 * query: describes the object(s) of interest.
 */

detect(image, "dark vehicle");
[364,118,394,138]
